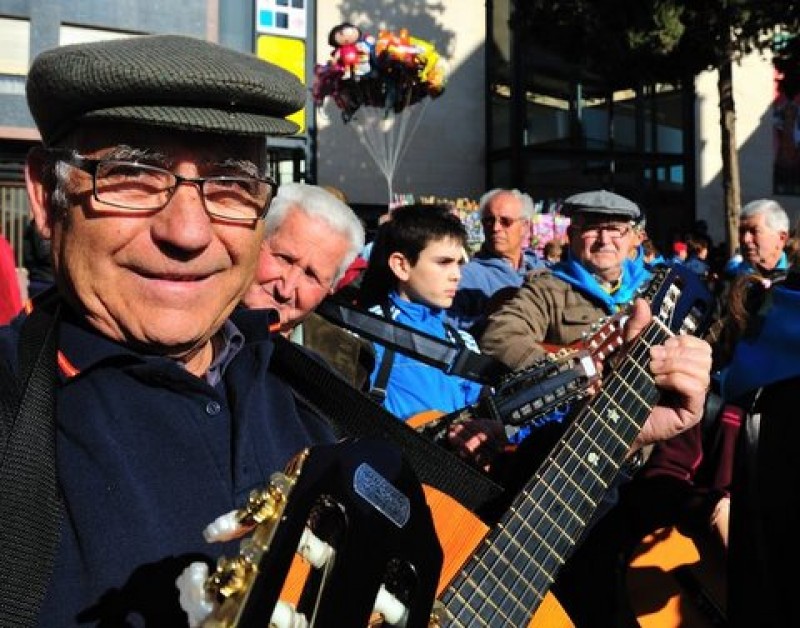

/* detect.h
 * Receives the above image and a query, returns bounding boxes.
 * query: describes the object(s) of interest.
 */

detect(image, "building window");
[0,17,30,76]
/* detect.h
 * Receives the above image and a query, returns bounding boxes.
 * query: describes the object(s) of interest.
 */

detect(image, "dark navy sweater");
[0,304,336,626]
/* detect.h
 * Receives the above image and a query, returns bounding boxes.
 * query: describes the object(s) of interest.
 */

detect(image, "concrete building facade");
[0,0,796,258]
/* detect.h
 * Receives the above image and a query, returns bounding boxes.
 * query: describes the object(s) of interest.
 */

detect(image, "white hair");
[740,198,790,233]
[265,182,365,283]
[478,188,536,220]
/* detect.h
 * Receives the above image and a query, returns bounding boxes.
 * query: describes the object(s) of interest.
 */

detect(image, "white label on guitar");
[354,463,411,528]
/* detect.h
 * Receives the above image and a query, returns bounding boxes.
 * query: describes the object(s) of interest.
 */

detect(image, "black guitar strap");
[270,335,503,512]
[368,303,396,404]
[316,296,510,385]
[0,294,62,628]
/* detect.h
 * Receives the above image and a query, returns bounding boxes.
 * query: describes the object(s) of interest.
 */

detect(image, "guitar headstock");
[179,439,442,627]
[638,263,714,336]
[490,349,600,427]
[579,262,714,360]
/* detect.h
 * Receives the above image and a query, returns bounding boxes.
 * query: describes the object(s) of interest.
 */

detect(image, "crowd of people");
[0,33,795,628]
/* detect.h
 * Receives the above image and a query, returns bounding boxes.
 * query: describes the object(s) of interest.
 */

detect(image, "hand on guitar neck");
[623,298,713,452]
[446,418,510,472]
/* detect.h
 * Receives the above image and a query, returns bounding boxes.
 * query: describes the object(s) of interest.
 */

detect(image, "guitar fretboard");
[440,317,670,625]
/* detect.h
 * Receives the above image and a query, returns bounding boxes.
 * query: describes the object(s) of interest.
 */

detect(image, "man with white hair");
[447,187,544,335]
[727,198,790,279]
[242,182,374,388]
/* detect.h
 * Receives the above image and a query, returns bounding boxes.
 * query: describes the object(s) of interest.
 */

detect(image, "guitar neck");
[440,318,669,624]
[411,351,598,442]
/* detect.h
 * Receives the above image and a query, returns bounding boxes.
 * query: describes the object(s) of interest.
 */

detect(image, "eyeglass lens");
[482,216,520,228]
[94,161,272,221]
[580,224,630,239]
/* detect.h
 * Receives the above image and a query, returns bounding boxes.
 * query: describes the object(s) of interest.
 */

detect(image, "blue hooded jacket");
[370,291,483,420]
[447,248,544,330]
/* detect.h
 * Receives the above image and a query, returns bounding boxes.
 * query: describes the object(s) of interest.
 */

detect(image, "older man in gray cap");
[480,189,652,366]
[480,189,714,625]
[0,35,337,626]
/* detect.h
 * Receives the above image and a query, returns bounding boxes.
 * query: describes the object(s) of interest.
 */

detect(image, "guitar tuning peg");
[209,554,255,599]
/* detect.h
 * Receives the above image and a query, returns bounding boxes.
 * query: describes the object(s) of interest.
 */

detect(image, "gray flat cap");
[26,34,307,146]
[561,189,641,221]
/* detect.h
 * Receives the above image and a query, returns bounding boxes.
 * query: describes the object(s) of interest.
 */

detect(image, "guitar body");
[423,484,574,627]
[628,526,726,628]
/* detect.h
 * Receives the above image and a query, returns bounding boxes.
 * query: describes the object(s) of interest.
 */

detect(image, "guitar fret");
[479,540,553,606]
[445,581,515,625]
[560,439,612,486]
[506,504,573,570]
[574,413,627,449]
[525,475,587,527]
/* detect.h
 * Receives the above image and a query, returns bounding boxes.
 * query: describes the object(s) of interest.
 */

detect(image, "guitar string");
[442,268,711,623]
[440,321,667,624]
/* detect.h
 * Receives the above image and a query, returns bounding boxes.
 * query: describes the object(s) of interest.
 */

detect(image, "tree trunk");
[718,57,741,259]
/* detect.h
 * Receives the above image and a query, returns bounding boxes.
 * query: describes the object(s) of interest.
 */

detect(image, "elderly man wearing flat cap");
[481,189,659,363]
[479,189,714,625]
[0,35,338,626]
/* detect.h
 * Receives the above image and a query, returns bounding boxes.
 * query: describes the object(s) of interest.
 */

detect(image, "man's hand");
[623,298,712,451]
[446,419,509,472]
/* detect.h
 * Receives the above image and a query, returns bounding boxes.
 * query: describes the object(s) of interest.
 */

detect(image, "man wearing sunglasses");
[447,188,544,335]
[1,35,339,626]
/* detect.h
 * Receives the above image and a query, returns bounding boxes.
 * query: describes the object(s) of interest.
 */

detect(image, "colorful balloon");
[312,23,447,122]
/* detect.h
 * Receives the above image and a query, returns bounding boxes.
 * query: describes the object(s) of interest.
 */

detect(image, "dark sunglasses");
[481,215,525,228]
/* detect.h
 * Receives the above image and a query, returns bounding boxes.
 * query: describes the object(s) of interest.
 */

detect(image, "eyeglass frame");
[573,221,636,240]
[50,151,278,223]
[480,214,527,229]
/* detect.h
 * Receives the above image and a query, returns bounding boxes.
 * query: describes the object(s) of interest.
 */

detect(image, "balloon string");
[351,97,430,208]
[393,98,429,175]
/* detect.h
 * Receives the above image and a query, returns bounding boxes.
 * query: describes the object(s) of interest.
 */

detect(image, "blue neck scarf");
[550,250,653,314]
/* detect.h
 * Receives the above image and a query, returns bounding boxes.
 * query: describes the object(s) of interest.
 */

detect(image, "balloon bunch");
[312,23,447,122]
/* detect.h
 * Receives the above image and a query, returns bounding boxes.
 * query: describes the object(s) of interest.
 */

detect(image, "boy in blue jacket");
[357,204,485,421]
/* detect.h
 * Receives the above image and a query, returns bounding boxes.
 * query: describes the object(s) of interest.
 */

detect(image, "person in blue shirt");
[683,232,712,279]
[357,204,485,421]
[726,198,790,279]
[447,188,544,335]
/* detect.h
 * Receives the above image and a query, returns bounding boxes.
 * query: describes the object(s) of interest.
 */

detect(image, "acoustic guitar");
[423,263,714,625]
[182,264,713,627]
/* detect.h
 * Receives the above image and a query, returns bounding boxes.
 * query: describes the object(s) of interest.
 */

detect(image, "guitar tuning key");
[236,471,294,529]
[208,554,256,600]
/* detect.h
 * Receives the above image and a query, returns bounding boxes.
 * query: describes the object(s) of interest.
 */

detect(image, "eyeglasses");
[55,152,277,223]
[481,215,525,228]
[577,223,634,240]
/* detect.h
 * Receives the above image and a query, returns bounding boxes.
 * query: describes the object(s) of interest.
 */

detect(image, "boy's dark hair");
[357,204,467,308]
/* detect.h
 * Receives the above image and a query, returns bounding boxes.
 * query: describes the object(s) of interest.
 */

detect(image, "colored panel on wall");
[257,34,306,134]
[255,0,306,39]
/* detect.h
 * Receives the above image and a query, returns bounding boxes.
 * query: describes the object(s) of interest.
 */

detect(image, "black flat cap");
[26,34,307,146]
[561,189,641,221]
